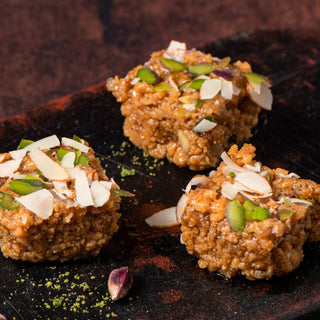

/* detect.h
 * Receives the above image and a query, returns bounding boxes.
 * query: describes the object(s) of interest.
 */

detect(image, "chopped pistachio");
[0,191,20,210]
[136,68,157,84]
[159,57,187,71]
[73,135,82,143]
[243,200,256,221]
[8,179,46,195]
[153,84,172,91]
[278,209,294,220]
[245,72,268,83]
[113,189,135,197]
[188,78,205,90]
[229,172,236,178]
[188,63,213,75]
[213,56,231,68]
[251,206,270,221]
[17,139,34,150]
[56,148,70,161]
[225,199,244,232]
[74,150,90,166]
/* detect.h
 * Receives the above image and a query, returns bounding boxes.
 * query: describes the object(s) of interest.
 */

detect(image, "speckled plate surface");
[1,30,320,320]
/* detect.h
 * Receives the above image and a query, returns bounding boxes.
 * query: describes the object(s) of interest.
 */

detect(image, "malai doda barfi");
[176,144,320,280]
[107,41,272,170]
[0,135,122,262]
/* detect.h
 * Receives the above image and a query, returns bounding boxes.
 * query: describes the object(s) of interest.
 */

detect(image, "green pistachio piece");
[25,174,43,181]
[74,150,90,166]
[213,56,231,69]
[153,84,172,91]
[243,200,257,221]
[17,139,34,150]
[188,79,205,90]
[245,72,268,83]
[195,99,203,108]
[229,172,236,178]
[113,189,135,197]
[0,191,20,210]
[73,135,82,143]
[159,57,187,72]
[178,81,190,92]
[251,206,270,221]
[188,63,213,75]
[8,179,45,195]
[278,209,294,220]
[225,199,244,232]
[136,68,157,84]
[56,148,70,161]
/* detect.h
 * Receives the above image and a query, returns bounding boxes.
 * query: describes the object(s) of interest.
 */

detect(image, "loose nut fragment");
[108,266,133,301]
[0,314,8,320]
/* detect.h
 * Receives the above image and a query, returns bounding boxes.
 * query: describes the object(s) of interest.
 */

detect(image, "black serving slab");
[1,29,320,320]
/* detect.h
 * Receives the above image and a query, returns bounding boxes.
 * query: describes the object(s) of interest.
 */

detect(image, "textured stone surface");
[0,0,320,120]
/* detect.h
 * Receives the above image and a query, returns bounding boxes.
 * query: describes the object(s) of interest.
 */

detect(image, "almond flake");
[145,206,178,228]
[90,180,111,207]
[176,194,189,223]
[61,137,89,153]
[200,79,221,100]
[220,79,234,100]
[0,158,23,178]
[25,135,60,151]
[248,81,273,110]
[30,148,69,181]
[235,171,272,195]
[193,118,217,133]
[74,167,94,207]
[60,152,76,168]
[16,189,53,219]
[9,149,27,160]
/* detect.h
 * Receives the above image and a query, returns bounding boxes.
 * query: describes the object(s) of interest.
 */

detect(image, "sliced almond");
[184,175,210,193]
[235,171,272,195]
[29,148,69,181]
[9,149,27,160]
[53,181,73,198]
[61,137,89,153]
[220,79,233,100]
[16,189,53,219]
[221,151,248,174]
[176,194,189,223]
[0,158,23,178]
[145,206,178,228]
[90,180,111,207]
[74,167,94,207]
[25,135,60,151]
[192,118,217,133]
[200,79,221,100]
[248,81,273,110]
[178,130,190,153]
[221,181,239,200]
[60,152,76,168]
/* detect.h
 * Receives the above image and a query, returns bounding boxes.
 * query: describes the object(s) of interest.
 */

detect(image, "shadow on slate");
[0,30,320,320]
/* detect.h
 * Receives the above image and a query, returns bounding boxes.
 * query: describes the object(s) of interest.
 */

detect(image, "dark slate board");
[1,29,320,320]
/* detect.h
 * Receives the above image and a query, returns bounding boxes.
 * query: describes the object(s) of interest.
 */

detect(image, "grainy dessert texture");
[0,135,121,262]
[107,41,272,170]
[178,144,320,280]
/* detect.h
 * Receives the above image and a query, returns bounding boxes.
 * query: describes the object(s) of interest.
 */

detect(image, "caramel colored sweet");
[179,144,320,280]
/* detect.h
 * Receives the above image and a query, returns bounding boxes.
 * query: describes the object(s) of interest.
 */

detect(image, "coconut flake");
[200,79,221,100]
[60,152,76,168]
[16,189,53,219]
[193,118,217,133]
[145,206,178,228]
[0,157,23,178]
[61,137,89,153]
[248,81,273,110]
[30,148,69,181]
[184,175,210,193]
[90,180,111,207]
[220,79,233,100]
[25,135,60,152]
[176,194,189,223]
[235,171,272,195]
[74,167,94,207]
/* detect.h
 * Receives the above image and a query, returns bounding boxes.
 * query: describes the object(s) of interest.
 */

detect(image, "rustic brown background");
[0,0,319,120]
